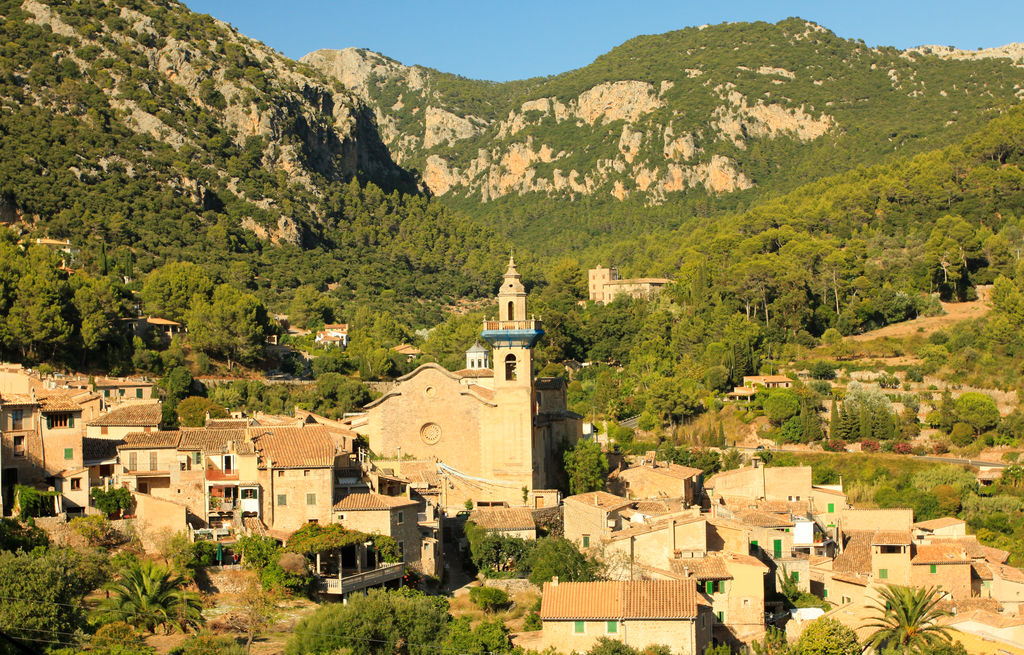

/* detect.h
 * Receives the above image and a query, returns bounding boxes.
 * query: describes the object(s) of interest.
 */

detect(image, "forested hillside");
[305,18,1024,254]
[0,0,504,316]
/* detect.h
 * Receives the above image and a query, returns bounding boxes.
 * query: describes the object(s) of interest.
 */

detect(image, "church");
[350,257,582,508]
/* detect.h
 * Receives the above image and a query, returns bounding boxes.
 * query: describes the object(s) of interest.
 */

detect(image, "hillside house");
[608,458,703,505]
[315,324,349,348]
[538,579,712,655]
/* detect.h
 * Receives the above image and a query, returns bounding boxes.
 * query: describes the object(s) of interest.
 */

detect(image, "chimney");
[551,576,559,586]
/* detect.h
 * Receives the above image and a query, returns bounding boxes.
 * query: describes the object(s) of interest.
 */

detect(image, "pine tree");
[829,398,840,438]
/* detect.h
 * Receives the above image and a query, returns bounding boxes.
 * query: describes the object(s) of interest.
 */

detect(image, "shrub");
[861,439,880,452]
[523,611,541,631]
[470,586,509,612]
[893,442,913,455]
[823,439,847,452]
[69,515,123,547]
[809,361,836,380]
[91,487,132,516]
[951,422,976,447]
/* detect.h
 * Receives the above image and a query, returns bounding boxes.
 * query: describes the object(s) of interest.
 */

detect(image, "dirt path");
[847,286,991,342]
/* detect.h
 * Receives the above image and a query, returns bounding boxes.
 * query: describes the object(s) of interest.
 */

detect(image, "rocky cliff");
[302,19,1024,207]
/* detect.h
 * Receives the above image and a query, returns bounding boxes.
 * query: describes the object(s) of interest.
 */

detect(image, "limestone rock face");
[423,107,487,149]
[575,81,664,125]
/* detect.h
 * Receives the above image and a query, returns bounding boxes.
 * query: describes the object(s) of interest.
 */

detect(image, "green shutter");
[823,588,828,598]
[46,415,52,429]
[705,580,714,593]
[879,569,888,579]
[193,452,202,465]
[582,535,590,548]
[136,388,142,398]
[606,621,617,634]
[68,415,74,428]
[574,621,584,634]
[773,539,783,558]
[791,571,799,582]
[64,448,73,460]
[827,503,834,513]
[930,564,937,574]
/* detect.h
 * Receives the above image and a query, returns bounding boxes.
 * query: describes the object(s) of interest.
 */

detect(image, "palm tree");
[862,584,953,652]
[99,559,203,633]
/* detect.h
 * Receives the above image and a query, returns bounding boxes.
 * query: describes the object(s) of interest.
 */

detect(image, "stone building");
[351,257,581,508]
[588,265,672,304]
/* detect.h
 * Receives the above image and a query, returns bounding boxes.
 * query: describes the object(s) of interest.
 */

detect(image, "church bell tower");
[480,255,544,485]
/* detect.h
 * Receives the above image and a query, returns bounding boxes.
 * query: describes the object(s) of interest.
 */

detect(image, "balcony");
[209,498,236,514]
[316,562,405,595]
[205,467,239,482]
[482,319,542,331]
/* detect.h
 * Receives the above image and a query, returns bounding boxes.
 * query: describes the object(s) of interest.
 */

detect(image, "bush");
[809,361,836,380]
[951,422,976,447]
[523,611,541,631]
[893,442,913,455]
[861,439,880,452]
[91,487,132,516]
[69,515,123,547]
[823,439,846,452]
[765,389,800,425]
[469,586,509,612]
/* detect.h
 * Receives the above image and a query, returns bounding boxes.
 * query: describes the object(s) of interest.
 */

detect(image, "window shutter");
[46,415,52,429]
[68,415,74,428]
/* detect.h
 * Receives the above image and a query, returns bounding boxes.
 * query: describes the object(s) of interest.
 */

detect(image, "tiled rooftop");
[911,543,972,565]
[564,491,633,510]
[540,580,702,620]
[248,425,335,468]
[87,403,162,427]
[833,531,874,576]
[913,517,965,531]
[177,428,253,454]
[872,530,912,545]
[671,556,731,581]
[119,430,182,449]
[333,493,417,511]
[469,507,536,532]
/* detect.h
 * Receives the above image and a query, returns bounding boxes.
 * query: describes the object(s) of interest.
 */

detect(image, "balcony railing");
[209,498,236,513]
[482,319,541,331]
[316,562,405,595]
[205,468,239,481]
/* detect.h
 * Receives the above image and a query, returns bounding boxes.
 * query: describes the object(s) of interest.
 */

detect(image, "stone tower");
[481,255,544,486]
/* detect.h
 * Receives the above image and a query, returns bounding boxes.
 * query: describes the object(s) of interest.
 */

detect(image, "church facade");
[352,258,582,508]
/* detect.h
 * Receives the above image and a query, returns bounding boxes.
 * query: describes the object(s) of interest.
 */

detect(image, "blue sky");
[183,1,1024,82]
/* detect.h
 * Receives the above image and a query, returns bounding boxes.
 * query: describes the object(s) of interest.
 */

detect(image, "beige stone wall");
[839,508,913,534]
[707,522,749,554]
[722,560,767,643]
[871,546,911,585]
[610,468,696,503]
[809,489,847,523]
[262,467,333,534]
[542,618,702,655]
[86,425,155,441]
[56,470,91,510]
[606,520,708,570]
[991,575,1024,611]
[334,506,424,573]
[132,491,188,550]
[911,562,971,598]
[40,425,84,475]
[564,499,616,546]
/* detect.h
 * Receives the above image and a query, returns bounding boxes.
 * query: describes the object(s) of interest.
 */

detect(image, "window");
[223,455,235,473]
[128,452,138,470]
[574,621,585,634]
[103,389,110,398]
[791,572,799,582]
[827,503,835,513]
[773,539,783,558]
[118,388,125,396]
[13,436,25,457]
[606,621,617,634]
[277,494,287,506]
[504,354,517,381]
[277,470,284,477]
[337,513,346,521]
[930,564,937,574]
[308,518,318,524]
[193,452,202,466]
[149,452,158,471]
[10,409,23,430]
[823,589,828,598]
[48,414,72,429]
[101,426,109,435]
[303,469,310,476]
[582,535,590,548]
[64,447,73,460]
[506,300,514,321]
[70,478,81,491]
[135,389,143,399]
[241,489,257,500]
[879,569,888,579]
[705,580,720,594]
[306,493,317,505]
[397,511,404,525]
[716,611,724,623]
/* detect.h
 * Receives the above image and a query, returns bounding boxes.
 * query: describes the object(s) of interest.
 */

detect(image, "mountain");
[303,19,1024,252]
[0,0,503,317]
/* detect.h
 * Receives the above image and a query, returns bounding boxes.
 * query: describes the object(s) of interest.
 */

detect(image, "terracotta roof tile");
[453,368,494,378]
[634,499,684,515]
[812,486,847,497]
[564,491,633,511]
[87,403,162,427]
[737,511,795,528]
[205,418,253,428]
[177,428,254,455]
[119,430,182,449]
[833,531,874,576]
[466,384,495,401]
[989,562,1024,584]
[333,493,417,511]
[911,543,972,565]
[540,580,701,620]
[972,562,993,580]
[872,530,912,545]
[671,556,732,581]
[470,507,536,532]
[931,536,986,559]
[614,463,703,487]
[248,425,335,468]
[913,517,965,531]
[0,393,38,407]
[981,545,1010,564]
[37,391,90,412]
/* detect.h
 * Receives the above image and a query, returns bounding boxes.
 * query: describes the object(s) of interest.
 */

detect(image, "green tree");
[186,284,269,369]
[954,392,1000,434]
[140,262,214,322]
[765,389,800,425]
[90,622,154,655]
[526,537,600,585]
[469,586,509,612]
[285,588,449,655]
[862,585,953,653]
[796,617,860,655]
[98,560,203,633]
[564,440,609,495]
[176,396,228,427]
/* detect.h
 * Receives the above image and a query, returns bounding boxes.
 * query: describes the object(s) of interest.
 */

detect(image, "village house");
[537,579,712,655]
[563,490,635,548]
[607,455,703,505]
[332,492,440,577]
[670,552,770,646]
[93,377,155,406]
[588,265,672,304]
[314,323,349,348]
[85,402,162,440]
[469,506,538,540]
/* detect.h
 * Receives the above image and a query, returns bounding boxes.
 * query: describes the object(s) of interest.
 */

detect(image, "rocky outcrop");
[423,107,486,149]
[714,89,833,148]
[907,43,1024,64]
[576,80,664,125]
